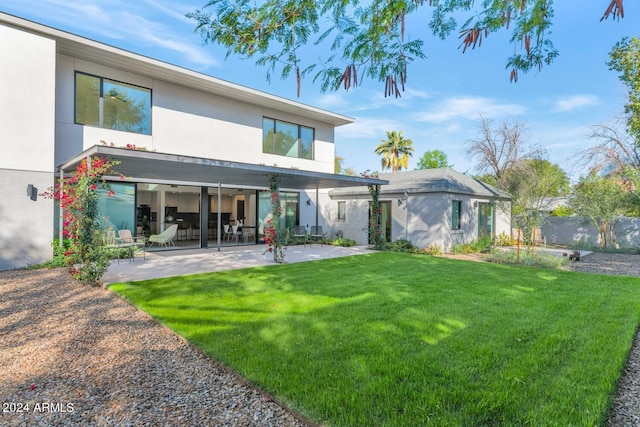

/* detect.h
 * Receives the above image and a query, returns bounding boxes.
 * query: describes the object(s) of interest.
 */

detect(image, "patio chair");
[243,225,256,242]
[310,226,326,245]
[148,224,178,247]
[293,225,308,246]
[118,229,146,260]
[103,229,129,264]
[232,224,242,242]
[223,224,234,241]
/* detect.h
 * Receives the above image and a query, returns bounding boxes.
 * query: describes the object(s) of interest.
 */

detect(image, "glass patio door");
[478,202,494,237]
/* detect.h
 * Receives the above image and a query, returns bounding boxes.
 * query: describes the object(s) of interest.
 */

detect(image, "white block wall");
[0,24,56,270]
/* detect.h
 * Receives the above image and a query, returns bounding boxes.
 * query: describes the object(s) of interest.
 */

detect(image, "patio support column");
[315,185,319,228]
[200,186,208,248]
[216,182,221,252]
[58,168,64,248]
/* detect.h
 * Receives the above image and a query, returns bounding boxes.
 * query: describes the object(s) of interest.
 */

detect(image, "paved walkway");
[103,244,371,284]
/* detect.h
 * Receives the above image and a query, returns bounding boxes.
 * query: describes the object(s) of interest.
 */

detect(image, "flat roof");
[0,12,354,127]
[59,146,388,190]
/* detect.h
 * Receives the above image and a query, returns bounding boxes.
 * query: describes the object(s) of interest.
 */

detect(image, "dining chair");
[232,225,242,242]
[223,224,233,241]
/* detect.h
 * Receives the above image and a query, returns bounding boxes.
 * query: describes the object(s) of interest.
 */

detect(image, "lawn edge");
[106,283,319,427]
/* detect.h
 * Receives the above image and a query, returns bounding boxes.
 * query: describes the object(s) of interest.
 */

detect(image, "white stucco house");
[325,169,512,252]
[0,12,385,270]
[0,13,512,270]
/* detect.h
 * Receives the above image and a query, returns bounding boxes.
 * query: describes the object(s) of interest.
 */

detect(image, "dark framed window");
[75,71,151,135]
[452,200,462,230]
[337,201,346,221]
[262,117,314,160]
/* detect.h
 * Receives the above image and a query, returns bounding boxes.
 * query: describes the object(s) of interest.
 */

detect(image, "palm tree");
[375,131,414,172]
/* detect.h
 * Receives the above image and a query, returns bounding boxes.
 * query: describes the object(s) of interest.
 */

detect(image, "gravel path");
[1,253,639,426]
[0,268,308,427]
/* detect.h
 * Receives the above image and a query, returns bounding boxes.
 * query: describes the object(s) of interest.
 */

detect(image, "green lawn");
[109,252,640,426]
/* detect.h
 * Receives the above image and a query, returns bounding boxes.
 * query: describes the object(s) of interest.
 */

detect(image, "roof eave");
[0,12,354,127]
[59,146,388,190]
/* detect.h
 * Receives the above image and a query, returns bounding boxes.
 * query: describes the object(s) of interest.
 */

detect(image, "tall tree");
[335,155,345,174]
[343,167,357,176]
[467,116,543,183]
[607,37,640,142]
[415,149,452,170]
[577,38,640,178]
[188,1,626,96]
[528,159,571,196]
[375,131,414,172]
[502,158,569,254]
[568,173,626,248]
[578,122,640,176]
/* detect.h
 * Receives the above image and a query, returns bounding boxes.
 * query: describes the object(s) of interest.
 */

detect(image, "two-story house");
[0,12,385,270]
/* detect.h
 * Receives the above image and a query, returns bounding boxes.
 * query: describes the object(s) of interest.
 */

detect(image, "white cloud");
[2,0,218,68]
[552,95,600,112]
[142,0,196,25]
[336,117,405,139]
[414,96,527,123]
[315,93,350,109]
[48,0,112,24]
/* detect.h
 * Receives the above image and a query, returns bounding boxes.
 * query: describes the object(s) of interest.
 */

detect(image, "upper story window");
[75,72,151,135]
[262,117,314,160]
[452,200,462,230]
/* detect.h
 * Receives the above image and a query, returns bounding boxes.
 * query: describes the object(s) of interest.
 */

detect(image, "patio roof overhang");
[58,146,388,190]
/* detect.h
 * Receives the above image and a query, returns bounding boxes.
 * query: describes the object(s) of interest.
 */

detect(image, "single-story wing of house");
[323,168,512,252]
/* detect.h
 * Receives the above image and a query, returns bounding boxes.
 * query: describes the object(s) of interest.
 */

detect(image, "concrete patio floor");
[103,244,372,284]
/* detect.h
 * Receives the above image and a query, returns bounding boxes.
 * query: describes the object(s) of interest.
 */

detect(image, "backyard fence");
[539,217,640,249]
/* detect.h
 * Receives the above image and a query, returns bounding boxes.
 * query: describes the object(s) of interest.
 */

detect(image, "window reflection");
[75,72,151,135]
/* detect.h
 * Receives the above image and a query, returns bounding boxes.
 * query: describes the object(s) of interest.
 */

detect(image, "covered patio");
[58,145,386,252]
[102,244,371,284]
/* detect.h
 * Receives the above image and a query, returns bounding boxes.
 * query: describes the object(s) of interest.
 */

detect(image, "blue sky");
[1,1,638,181]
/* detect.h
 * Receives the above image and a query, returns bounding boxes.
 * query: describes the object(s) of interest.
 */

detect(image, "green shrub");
[451,243,474,254]
[474,234,494,253]
[385,239,419,253]
[486,249,568,269]
[332,237,356,247]
[422,243,443,255]
[494,231,516,246]
[550,206,574,217]
[451,235,494,254]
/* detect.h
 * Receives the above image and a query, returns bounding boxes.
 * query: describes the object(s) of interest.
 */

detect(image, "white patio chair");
[232,224,242,242]
[148,224,178,247]
[224,224,234,241]
[118,229,146,260]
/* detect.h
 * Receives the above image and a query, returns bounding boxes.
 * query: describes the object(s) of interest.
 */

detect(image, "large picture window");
[258,191,299,240]
[262,117,314,160]
[75,72,151,135]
